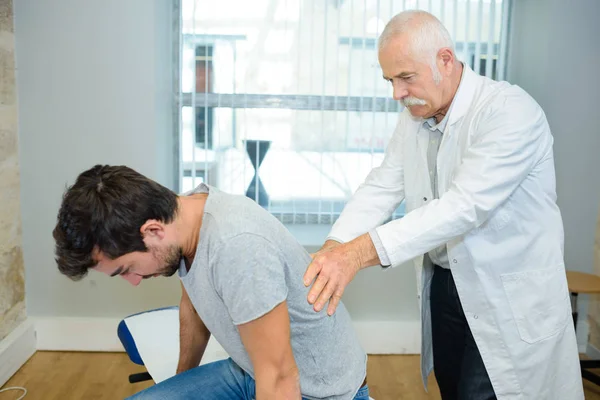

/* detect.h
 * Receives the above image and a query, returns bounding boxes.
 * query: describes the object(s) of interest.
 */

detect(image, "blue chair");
[118,306,180,384]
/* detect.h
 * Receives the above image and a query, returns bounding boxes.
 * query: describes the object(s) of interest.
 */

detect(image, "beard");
[151,244,182,277]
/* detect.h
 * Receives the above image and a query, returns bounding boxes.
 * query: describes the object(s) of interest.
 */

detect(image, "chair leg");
[129,372,152,383]
[582,368,600,386]
[582,360,600,369]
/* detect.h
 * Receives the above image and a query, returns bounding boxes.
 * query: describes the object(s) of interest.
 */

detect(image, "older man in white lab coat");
[303,10,583,400]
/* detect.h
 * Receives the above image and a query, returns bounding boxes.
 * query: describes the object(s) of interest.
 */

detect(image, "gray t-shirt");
[178,184,367,400]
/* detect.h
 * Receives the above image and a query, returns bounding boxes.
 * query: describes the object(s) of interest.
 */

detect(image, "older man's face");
[379,36,445,119]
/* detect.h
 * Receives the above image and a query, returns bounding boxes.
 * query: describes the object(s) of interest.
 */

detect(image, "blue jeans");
[127,358,370,400]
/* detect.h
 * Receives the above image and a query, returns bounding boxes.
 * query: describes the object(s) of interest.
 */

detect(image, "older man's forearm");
[349,233,382,269]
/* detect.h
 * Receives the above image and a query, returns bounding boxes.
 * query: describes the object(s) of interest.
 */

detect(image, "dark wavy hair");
[52,165,178,280]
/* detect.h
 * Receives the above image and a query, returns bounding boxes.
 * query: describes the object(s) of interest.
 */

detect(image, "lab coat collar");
[408,63,480,129]
[446,63,479,127]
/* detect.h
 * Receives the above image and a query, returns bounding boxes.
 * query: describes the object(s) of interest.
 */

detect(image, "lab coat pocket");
[500,266,569,344]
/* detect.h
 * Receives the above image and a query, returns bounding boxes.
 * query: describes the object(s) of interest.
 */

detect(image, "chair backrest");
[118,306,180,381]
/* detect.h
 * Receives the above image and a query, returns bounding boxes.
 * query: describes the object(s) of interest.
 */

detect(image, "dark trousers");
[430,265,497,400]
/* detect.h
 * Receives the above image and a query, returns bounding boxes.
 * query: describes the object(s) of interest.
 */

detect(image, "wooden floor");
[2,351,600,399]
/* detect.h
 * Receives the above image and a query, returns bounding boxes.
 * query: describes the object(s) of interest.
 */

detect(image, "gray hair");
[378,10,455,84]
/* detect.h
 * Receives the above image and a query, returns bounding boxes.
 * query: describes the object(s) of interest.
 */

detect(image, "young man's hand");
[238,301,302,400]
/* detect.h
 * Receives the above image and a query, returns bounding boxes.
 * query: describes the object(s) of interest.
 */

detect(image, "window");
[175,0,511,224]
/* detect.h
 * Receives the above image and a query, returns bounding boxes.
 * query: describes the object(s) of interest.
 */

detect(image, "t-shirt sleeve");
[211,233,288,325]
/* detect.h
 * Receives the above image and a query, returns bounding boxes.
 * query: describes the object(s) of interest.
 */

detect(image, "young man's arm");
[213,233,300,397]
[177,282,211,374]
[238,301,301,400]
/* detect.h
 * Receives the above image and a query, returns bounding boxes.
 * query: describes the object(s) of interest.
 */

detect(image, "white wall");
[507,0,600,275]
[14,0,419,332]
[507,0,600,351]
[18,0,599,355]
[15,0,179,318]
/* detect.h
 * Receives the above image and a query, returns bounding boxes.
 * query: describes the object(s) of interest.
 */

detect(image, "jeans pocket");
[500,265,569,344]
[354,385,370,399]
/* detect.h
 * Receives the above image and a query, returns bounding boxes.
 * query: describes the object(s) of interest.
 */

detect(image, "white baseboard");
[33,317,124,351]
[0,319,36,387]
[33,317,421,355]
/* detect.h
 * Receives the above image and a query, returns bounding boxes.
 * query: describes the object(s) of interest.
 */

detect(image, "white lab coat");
[328,65,583,399]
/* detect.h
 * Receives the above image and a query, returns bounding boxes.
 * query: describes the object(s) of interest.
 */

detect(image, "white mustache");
[401,97,427,107]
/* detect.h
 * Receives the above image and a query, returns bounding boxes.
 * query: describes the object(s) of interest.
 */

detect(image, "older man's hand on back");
[309,239,341,258]
[303,234,380,316]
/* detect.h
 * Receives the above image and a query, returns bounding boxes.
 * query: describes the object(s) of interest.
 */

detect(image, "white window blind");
[175,0,512,224]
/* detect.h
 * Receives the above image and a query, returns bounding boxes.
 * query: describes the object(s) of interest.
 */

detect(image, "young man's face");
[92,221,181,286]
[93,245,181,286]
